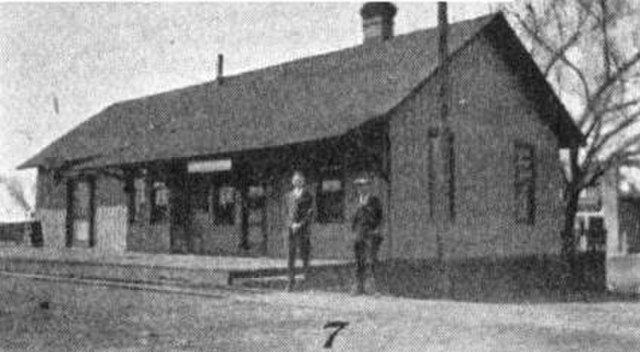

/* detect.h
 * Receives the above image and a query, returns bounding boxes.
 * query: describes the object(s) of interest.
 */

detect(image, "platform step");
[0,256,232,288]
[0,254,353,290]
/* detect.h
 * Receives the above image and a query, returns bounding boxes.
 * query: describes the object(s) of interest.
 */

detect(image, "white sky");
[0,1,497,216]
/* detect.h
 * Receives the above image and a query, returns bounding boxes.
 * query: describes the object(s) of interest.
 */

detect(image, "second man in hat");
[351,174,383,295]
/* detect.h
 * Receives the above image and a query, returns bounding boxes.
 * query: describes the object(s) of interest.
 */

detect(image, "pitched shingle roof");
[19,13,581,170]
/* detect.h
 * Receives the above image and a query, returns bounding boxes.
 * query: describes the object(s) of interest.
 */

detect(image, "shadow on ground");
[241,253,639,304]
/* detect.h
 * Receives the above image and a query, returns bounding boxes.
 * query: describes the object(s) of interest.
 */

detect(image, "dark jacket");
[352,195,383,236]
[285,189,315,230]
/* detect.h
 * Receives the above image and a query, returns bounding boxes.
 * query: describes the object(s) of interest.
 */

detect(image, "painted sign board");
[187,159,232,173]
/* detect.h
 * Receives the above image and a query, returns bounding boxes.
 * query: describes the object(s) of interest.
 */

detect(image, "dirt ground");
[0,275,639,352]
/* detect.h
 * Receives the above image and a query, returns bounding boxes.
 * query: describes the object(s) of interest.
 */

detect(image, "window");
[587,217,606,252]
[247,185,266,210]
[213,186,236,225]
[70,178,95,247]
[126,176,145,223]
[427,128,455,220]
[131,177,146,222]
[427,132,437,219]
[73,181,92,220]
[247,185,266,230]
[620,199,640,254]
[316,178,344,223]
[446,133,455,220]
[514,142,535,224]
[151,181,169,223]
[578,184,602,212]
[190,176,210,212]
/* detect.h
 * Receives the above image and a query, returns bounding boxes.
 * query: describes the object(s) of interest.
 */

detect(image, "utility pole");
[436,1,453,297]
[438,2,450,130]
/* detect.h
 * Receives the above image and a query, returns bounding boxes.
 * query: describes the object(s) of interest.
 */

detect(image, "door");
[188,173,239,255]
[587,217,606,253]
[68,179,95,248]
[241,184,268,255]
[620,199,640,254]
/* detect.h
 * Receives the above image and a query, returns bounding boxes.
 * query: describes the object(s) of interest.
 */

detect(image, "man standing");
[285,171,315,292]
[352,174,383,295]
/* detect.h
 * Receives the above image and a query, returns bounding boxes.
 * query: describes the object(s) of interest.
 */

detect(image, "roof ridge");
[222,12,499,79]
[112,12,501,106]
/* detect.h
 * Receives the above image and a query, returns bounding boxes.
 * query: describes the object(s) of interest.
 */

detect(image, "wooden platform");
[0,247,349,288]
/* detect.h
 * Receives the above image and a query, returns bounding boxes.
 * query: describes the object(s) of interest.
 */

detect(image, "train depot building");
[19,6,584,294]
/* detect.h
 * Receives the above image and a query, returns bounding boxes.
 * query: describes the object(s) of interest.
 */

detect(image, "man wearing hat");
[351,173,383,295]
[285,171,315,291]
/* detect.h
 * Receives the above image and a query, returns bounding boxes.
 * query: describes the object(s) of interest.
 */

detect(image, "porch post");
[166,163,190,253]
[239,175,250,251]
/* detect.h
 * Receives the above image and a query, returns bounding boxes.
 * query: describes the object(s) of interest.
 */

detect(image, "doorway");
[188,172,240,255]
[620,198,640,254]
[241,184,268,256]
[67,178,95,248]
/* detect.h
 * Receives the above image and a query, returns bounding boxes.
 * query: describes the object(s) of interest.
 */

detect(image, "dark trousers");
[288,227,311,284]
[354,233,383,292]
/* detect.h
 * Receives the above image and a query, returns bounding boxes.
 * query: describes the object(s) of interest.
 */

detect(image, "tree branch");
[584,51,640,117]
[543,12,592,76]
[597,98,640,116]
[511,10,593,106]
[586,111,640,162]
[583,148,640,189]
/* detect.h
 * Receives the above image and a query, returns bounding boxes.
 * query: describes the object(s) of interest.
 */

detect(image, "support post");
[436,1,453,297]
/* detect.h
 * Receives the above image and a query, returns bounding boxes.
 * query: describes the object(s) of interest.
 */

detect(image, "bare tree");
[502,0,640,271]
[0,174,34,217]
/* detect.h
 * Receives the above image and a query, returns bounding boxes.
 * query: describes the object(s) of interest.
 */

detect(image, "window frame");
[427,128,455,220]
[315,167,345,224]
[150,180,169,224]
[130,176,147,223]
[212,184,236,226]
[67,175,96,247]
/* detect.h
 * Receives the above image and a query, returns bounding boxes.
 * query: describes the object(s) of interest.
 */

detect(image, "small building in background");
[577,168,640,293]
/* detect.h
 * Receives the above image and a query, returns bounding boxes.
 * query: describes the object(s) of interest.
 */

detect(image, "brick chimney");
[360,2,397,43]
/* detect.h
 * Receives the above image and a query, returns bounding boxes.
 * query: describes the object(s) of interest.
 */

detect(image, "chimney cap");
[360,2,397,20]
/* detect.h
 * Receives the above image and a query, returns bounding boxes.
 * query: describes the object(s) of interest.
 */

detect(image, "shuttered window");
[427,128,455,221]
[514,142,536,224]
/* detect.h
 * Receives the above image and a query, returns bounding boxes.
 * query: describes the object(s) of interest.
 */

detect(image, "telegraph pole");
[438,2,450,130]
[437,1,453,297]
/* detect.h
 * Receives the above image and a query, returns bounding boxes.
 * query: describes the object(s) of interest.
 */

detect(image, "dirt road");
[1,274,638,351]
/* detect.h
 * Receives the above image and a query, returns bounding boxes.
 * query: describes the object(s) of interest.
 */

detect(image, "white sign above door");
[187,159,232,173]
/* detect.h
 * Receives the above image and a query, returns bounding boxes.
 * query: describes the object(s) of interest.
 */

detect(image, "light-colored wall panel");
[36,208,66,249]
[95,205,128,253]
